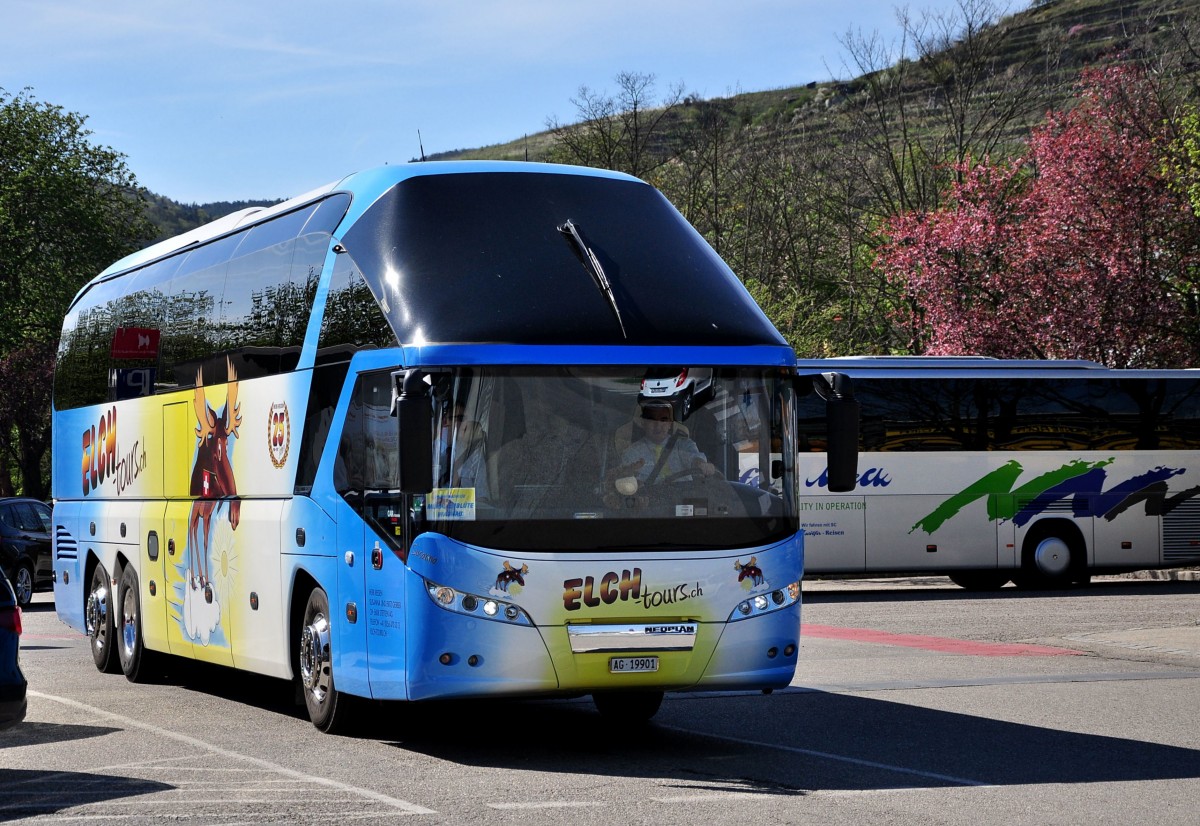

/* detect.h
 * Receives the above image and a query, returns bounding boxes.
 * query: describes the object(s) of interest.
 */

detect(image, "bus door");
[362,493,410,699]
[160,500,195,660]
[333,368,410,699]
[333,493,370,697]
[994,495,1018,569]
[797,492,866,572]
[137,501,171,658]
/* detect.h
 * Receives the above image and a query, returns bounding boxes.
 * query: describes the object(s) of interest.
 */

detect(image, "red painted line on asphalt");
[802,624,1081,656]
[21,634,79,641]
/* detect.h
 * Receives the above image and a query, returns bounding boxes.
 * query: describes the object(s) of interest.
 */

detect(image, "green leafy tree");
[0,87,153,496]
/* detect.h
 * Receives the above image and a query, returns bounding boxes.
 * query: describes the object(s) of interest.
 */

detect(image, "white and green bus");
[795,357,1200,589]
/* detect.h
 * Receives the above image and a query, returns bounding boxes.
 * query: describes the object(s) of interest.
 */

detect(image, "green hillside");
[149,0,1193,229]
[427,0,1196,164]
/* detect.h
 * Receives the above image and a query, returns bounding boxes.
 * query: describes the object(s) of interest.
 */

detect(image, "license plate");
[609,656,659,673]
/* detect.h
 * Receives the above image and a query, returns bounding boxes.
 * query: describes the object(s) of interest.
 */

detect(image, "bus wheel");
[1016,524,1080,589]
[947,571,1010,591]
[117,566,158,683]
[298,587,354,733]
[592,690,664,722]
[86,562,119,673]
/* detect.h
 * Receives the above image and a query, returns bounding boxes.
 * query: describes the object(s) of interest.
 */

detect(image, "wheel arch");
[288,567,321,679]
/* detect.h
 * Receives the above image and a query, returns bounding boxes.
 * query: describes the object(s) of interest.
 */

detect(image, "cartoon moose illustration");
[189,358,242,603]
[735,557,764,586]
[495,561,529,592]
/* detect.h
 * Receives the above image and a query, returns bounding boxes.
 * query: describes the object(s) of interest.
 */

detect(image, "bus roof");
[95,162,639,282]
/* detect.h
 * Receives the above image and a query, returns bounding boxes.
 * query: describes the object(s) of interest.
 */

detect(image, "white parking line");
[488,801,608,809]
[27,691,437,816]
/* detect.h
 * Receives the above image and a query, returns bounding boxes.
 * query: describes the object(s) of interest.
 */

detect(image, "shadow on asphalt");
[366,689,1200,794]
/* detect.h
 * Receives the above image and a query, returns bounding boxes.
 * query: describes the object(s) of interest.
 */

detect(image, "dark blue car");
[0,568,27,730]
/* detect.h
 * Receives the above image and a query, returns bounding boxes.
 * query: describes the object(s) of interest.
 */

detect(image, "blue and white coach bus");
[795,357,1200,590]
[52,162,858,731]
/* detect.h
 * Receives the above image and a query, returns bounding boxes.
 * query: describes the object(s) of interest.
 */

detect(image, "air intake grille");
[1162,500,1200,562]
[55,525,78,561]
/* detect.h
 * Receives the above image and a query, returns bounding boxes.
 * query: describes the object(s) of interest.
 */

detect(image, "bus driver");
[619,401,717,486]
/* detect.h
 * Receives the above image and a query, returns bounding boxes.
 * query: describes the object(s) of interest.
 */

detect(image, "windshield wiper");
[558,219,627,339]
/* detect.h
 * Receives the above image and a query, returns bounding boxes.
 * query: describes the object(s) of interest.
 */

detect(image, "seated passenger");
[449,416,489,501]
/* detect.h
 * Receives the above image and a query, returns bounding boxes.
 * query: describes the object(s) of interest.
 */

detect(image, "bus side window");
[295,362,350,495]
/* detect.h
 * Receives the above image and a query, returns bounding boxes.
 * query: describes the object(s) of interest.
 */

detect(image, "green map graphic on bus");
[911,459,1199,534]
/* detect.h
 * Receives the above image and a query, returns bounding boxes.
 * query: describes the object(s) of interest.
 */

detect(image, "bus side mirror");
[395,370,433,494]
[812,372,859,493]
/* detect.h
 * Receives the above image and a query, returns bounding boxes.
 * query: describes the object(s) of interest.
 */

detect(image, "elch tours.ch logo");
[81,406,147,496]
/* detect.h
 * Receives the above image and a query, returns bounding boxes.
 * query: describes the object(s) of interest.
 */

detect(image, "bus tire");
[592,690,664,722]
[87,561,119,673]
[298,586,354,733]
[1016,522,1082,589]
[117,565,159,683]
[947,571,1010,591]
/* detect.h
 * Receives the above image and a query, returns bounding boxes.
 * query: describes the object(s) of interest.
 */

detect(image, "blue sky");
[3,0,970,204]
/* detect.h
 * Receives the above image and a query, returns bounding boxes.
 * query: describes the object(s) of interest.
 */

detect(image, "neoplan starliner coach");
[52,162,858,731]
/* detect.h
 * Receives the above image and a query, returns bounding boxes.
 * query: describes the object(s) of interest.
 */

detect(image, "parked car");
[0,497,53,607]
[0,568,27,731]
[640,367,714,419]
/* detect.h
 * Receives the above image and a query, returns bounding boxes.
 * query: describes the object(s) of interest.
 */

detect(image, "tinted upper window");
[340,172,785,347]
[798,376,1200,451]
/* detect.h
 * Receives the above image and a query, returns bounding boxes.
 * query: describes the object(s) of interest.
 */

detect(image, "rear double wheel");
[117,565,160,682]
[87,562,119,673]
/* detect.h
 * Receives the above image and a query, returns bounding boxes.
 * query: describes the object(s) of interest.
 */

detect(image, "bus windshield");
[399,367,797,552]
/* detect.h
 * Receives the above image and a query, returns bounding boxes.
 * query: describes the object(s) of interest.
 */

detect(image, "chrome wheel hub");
[1033,537,1071,578]
[86,582,109,640]
[121,585,138,659]
[299,612,332,700]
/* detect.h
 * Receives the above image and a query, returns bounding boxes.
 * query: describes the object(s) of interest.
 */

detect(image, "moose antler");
[194,368,214,442]
[225,357,242,438]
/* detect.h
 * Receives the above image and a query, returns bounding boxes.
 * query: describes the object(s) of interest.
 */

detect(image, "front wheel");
[1016,523,1082,589]
[298,587,355,733]
[87,562,119,673]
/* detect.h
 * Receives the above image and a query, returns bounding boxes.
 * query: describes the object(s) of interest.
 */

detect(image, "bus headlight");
[424,579,533,626]
[728,580,800,622]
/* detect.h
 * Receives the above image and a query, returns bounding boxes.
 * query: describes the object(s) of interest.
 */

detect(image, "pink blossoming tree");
[879,65,1200,367]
